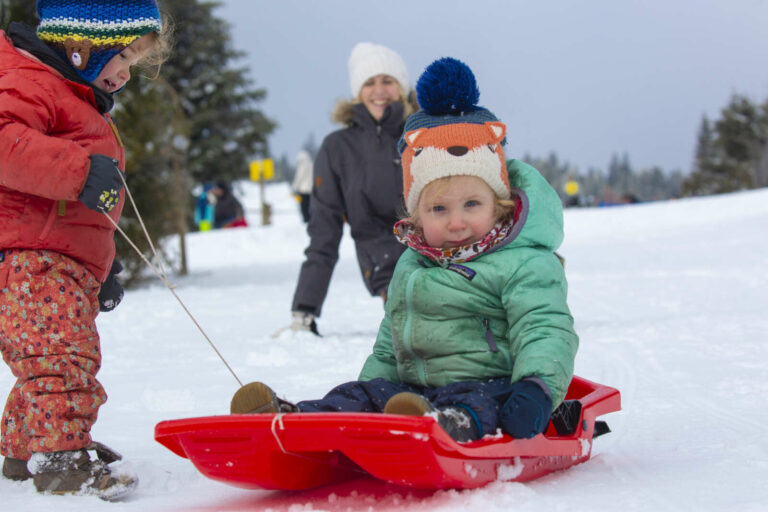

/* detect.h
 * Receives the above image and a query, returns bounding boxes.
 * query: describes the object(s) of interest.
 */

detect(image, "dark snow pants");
[0,250,105,460]
[297,377,517,437]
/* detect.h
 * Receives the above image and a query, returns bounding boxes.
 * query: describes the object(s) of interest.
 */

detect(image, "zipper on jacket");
[403,267,427,386]
[39,202,58,240]
[57,200,66,216]
[376,124,382,148]
[482,318,499,352]
[105,115,124,148]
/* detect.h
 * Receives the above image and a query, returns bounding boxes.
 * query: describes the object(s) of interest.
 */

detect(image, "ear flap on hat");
[64,38,94,70]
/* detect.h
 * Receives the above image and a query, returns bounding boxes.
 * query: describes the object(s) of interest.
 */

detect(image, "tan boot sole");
[230,382,279,414]
[384,392,433,416]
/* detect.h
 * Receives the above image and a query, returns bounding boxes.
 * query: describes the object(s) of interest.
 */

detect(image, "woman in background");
[280,42,416,336]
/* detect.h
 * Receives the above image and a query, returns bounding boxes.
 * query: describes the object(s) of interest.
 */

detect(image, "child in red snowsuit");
[0,0,169,498]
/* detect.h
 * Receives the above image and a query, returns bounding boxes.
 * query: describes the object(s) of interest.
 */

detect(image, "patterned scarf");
[394,218,515,266]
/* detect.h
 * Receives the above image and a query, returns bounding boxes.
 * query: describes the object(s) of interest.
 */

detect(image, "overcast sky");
[214,0,768,174]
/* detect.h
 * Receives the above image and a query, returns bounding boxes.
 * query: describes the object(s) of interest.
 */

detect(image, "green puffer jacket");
[358,159,578,408]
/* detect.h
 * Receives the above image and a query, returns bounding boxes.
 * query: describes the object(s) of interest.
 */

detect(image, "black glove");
[499,379,553,438]
[98,259,124,312]
[79,154,124,212]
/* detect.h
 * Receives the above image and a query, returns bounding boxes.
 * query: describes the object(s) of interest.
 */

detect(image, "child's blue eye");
[465,200,479,208]
[431,205,445,213]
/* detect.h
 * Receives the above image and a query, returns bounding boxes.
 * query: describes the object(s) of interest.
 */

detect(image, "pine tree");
[683,95,766,196]
[158,0,275,184]
[112,76,189,281]
[580,167,606,206]
[693,116,717,173]
[114,0,276,279]
[607,153,632,196]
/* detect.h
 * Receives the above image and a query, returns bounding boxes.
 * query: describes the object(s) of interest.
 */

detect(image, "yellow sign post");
[249,160,261,182]
[250,159,274,225]
[262,158,274,180]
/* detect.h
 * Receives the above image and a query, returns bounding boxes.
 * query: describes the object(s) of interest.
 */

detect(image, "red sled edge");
[155,375,620,490]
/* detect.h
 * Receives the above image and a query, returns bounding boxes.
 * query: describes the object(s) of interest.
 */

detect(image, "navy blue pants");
[297,378,516,437]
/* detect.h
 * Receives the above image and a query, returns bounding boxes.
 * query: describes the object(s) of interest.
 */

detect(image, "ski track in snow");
[2,183,768,511]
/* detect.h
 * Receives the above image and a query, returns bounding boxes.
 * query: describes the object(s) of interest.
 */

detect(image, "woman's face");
[359,74,401,121]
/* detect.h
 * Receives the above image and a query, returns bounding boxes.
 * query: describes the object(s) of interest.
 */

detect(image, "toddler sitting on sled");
[232,57,578,442]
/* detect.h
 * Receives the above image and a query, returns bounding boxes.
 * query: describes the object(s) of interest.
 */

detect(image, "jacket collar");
[351,101,405,137]
[7,22,114,114]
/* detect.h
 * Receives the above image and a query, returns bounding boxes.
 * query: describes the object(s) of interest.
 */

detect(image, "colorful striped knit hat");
[399,57,510,214]
[36,0,162,83]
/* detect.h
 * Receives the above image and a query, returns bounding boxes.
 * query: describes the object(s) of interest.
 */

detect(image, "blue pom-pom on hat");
[416,57,480,116]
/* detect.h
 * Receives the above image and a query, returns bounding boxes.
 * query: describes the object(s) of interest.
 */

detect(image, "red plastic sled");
[155,375,620,491]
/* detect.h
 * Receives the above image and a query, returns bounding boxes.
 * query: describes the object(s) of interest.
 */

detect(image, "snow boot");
[2,456,32,481]
[29,442,137,501]
[230,381,300,414]
[384,392,480,442]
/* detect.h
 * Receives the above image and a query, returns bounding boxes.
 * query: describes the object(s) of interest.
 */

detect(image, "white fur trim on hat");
[405,145,510,214]
[348,42,410,97]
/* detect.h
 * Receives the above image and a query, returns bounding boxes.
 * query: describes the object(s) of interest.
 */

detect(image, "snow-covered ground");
[3,181,768,511]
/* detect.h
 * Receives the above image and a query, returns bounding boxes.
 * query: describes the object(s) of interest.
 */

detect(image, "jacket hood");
[332,89,420,124]
[5,22,114,113]
[503,159,564,252]
[332,100,406,133]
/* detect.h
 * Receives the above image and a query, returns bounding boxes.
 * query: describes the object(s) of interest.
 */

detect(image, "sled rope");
[103,174,244,387]
[270,413,289,454]
[268,414,368,476]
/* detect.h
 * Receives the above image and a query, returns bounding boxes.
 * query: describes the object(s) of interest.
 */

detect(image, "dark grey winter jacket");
[291,102,407,316]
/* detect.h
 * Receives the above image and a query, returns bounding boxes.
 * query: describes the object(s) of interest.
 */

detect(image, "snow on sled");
[154,375,620,491]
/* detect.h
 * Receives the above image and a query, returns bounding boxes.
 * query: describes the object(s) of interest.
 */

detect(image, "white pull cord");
[102,174,244,388]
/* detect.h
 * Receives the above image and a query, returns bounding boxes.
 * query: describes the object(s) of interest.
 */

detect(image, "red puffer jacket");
[0,31,124,283]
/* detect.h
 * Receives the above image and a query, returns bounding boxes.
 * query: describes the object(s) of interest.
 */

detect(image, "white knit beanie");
[348,42,410,98]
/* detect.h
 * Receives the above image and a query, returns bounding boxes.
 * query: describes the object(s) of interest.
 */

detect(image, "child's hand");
[79,154,124,212]
[499,379,553,438]
[98,259,124,312]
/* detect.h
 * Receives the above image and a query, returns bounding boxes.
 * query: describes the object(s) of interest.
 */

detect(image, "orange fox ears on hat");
[404,121,506,148]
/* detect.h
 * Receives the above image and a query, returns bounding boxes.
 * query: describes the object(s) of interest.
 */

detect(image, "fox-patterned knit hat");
[36,0,162,83]
[399,57,510,214]
[348,42,410,98]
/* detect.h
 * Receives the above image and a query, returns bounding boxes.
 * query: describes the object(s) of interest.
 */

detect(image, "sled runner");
[154,375,620,491]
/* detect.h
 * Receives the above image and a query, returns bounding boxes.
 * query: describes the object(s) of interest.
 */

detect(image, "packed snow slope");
[2,182,767,511]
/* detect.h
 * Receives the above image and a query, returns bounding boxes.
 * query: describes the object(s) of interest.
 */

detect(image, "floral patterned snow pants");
[0,249,105,460]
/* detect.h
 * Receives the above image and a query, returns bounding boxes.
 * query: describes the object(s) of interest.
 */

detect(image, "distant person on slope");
[212,182,247,228]
[279,42,417,336]
[292,149,314,223]
[234,58,578,444]
[0,0,171,499]
[194,182,217,231]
